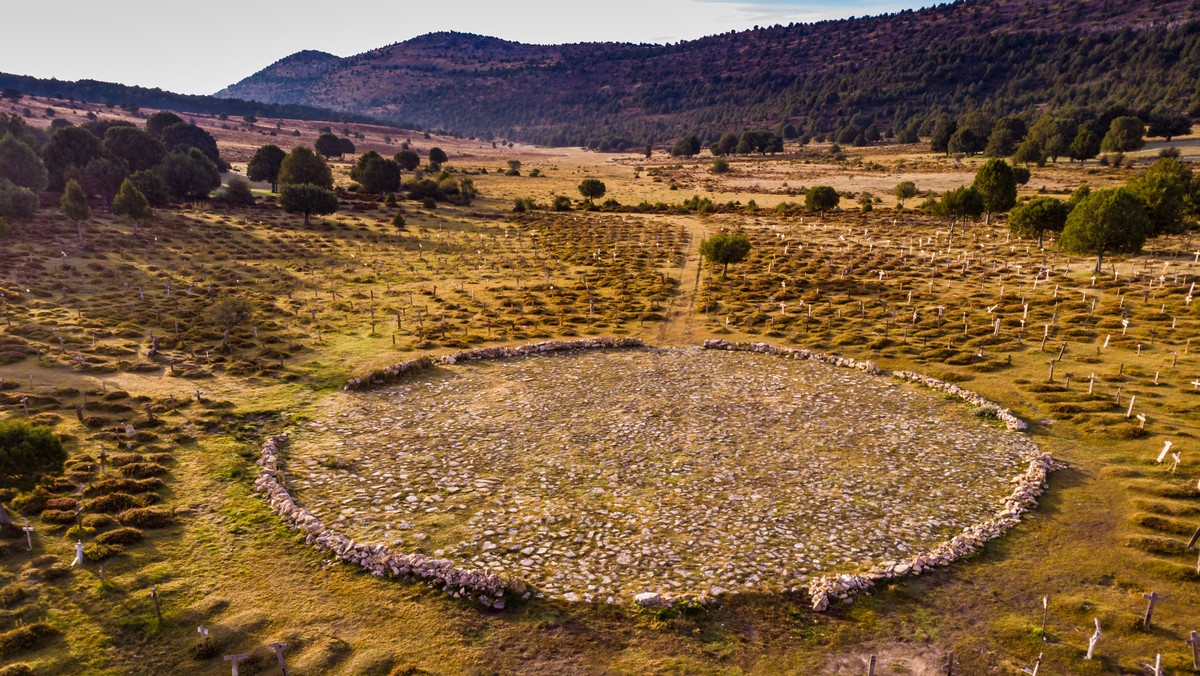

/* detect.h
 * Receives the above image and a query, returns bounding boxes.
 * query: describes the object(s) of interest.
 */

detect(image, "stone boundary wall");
[343,338,646,391]
[259,339,1061,613]
[254,435,516,609]
[701,339,1060,611]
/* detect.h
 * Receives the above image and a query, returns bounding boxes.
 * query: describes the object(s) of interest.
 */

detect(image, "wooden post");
[150,586,163,624]
[1187,631,1200,671]
[944,650,954,676]
[1143,591,1164,630]
[21,518,34,550]
[867,655,875,676]
[1047,360,1055,383]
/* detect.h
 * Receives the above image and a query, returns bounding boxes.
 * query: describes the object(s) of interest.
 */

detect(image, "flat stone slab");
[286,347,1036,602]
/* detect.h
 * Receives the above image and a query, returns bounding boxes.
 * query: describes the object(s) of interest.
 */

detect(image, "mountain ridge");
[217,0,1200,146]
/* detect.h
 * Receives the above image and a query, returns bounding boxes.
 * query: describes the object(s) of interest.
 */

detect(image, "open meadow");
[3,97,1200,675]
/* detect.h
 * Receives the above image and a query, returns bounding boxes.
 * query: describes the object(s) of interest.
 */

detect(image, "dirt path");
[655,215,708,346]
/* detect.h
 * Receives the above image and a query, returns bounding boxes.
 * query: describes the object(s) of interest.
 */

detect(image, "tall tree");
[1067,128,1101,162]
[938,186,985,232]
[246,144,286,192]
[805,186,840,215]
[1100,116,1146,153]
[1009,196,1070,248]
[699,233,752,277]
[578,179,606,200]
[1146,106,1191,142]
[145,111,184,138]
[156,148,220,201]
[350,152,400,194]
[60,179,90,246]
[161,123,221,167]
[279,184,339,225]
[894,181,918,207]
[394,149,420,173]
[1059,187,1150,272]
[314,133,342,159]
[67,157,127,205]
[930,119,957,155]
[0,133,48,192]
[42,126,104,190]
[278,146,333,189]
[1129,157,1194,236]
[110,178,153,235]
[103,126,165,172]
[972,158,1017,224]
[428,147,448,165]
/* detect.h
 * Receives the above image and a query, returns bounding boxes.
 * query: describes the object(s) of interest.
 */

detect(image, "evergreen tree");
[1059,188,1150,272]
[60,179,90,246]
[972,158,1017,224]
[279,184,339,224]
[1009,196,1070,248]
[699,233,752,277]
[247,144,286,192]
[0,133,48,192]
[279,146,333,189]
[805,186,840,215]
[110,178,152,235]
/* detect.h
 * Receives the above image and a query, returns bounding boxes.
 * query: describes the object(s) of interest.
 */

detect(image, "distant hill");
[217,0,1200,147]
[0,72,383,126]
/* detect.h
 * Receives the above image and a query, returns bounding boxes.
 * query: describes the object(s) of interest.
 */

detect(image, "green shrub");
[0,663,35,676]
[0,584,25,608]
[0,623,58,658]
[88,492,150,513]
[117,507,174,528]
[119,462,167,479]
[81,514,115,529]
[84,543,124,561]
[11,486,51,515]
[40,509,76,525]
[87,477,163,496]
[95,527,143,547]
[0,420,66,483]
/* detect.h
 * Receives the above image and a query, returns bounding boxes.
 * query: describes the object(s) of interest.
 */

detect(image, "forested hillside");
[217,0,1200,147]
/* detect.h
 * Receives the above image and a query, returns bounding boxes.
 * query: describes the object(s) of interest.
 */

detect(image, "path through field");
[656,215,708,346]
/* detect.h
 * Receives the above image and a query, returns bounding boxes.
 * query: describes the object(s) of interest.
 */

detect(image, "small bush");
[117,507,174,528]
[81,513,116,529]
[119,462,167,479]
[84,543,124,561]
[40,509,76,525]
[88,492,151,513]
[87,477,164,496]
[0,420,66,483]
[95,527,143,546]
[0,584,25,608]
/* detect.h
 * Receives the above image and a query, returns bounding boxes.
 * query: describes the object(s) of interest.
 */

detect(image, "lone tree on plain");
[699,233,752,277]
[972,158,1017,224]
[1009,196,1070,248]
[211,296,254,351]
[894,181,917,207]
[247,144,286,192]
[60,179,90,246]
[805,185,839,216]
[578,178,606,201]
[428,147,448,165]
[1059,187,1150,272]
[937,185,985,233]
[110,178,153,236]
[279,183,338,225]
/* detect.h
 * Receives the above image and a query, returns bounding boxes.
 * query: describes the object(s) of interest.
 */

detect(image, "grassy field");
[2,103,1200,674]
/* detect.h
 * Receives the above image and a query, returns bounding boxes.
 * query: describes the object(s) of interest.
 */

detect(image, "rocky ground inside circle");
[283,347,1037,603]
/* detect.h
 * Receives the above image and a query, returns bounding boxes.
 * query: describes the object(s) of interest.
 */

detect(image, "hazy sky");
[0,0,926,96]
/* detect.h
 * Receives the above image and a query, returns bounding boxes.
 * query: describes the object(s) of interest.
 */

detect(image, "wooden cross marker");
[1158,441,1174,464]
[1191,380,1200,390]
[22,518,34,550]
[1136,414,1147,429]
[1020,653,1043,675]
[1142,654,1162,676]
[1186,631,1200,671]
[269,642,290,676]
[224,653,249,676]
[1143,591,1164,630]
[944,650,954,676]
[1126,395,1136,418]
[1088,373,1097,394]
[1086,617,1101,659]
[197,626,209,642]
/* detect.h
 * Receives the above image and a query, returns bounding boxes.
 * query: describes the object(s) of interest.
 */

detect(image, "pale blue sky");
[0,0,927,96]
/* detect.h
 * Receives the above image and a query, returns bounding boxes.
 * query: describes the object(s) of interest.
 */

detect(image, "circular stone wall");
[285,347,1039,603]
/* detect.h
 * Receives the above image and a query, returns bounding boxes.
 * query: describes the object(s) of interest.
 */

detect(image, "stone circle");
[277,343,1045,605]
